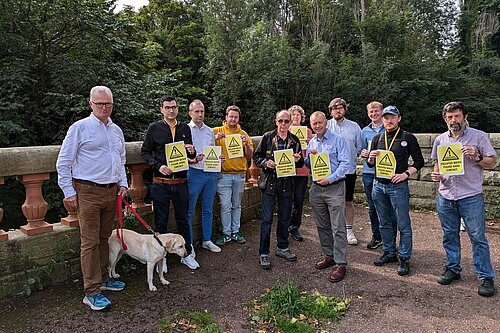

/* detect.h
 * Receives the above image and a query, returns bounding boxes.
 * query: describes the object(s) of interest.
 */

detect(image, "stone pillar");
[127,163,152,212]
[60,197,79,228]
[18,173,53,236]
[0,177,8,241]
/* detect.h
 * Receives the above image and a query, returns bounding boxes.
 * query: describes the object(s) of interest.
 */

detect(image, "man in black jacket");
[141,95,199,270]
[253,110,304,269]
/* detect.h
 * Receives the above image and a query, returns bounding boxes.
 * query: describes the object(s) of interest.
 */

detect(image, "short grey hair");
[90,86,113,101]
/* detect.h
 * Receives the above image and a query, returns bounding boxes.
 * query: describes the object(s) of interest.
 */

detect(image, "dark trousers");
[259,180,292,255]
[151,182,192,254]
[289,176,308,231]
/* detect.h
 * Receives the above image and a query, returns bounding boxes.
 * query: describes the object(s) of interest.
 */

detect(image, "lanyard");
[384,127,400,151]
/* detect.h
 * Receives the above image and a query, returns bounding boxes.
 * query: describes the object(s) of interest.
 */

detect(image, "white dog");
[108,229,187,291]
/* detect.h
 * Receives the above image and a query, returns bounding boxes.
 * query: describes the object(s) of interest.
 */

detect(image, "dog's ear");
[165,238,175,252]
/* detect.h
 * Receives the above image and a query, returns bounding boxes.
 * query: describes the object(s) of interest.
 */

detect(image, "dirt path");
[1,204,499,332]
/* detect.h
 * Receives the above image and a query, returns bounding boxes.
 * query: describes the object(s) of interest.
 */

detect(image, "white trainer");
[460,219,466,232]
[347,230,358,245]
[180,253,200,270]
[202,241,221,253]
[155,257,168,274]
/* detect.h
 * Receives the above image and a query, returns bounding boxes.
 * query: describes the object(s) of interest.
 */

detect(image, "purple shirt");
[431,127,496,200]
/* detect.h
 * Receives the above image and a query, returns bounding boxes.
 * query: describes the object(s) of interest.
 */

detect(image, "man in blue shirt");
[360,101,385,249]
[306,111,350,283]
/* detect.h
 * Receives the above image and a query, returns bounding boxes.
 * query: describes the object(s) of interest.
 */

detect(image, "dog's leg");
[108,247,121,279]
[158,259,170,286]
[147,262,157,292]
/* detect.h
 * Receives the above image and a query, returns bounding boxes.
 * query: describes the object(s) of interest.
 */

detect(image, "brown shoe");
[315,256,336,270]
[329,265,346,283]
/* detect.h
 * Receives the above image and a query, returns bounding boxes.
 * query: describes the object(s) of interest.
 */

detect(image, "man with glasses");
[57,86,128,310]
[213,105,254,246]
[253,110,304,269]
[141,95,200,270]
[327,98,362,245]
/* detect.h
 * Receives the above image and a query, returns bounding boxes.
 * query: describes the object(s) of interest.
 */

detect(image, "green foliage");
[158,310,222,333]
[248,279,350,332]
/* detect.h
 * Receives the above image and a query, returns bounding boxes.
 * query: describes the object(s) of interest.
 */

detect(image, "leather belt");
[153,177,187,185]
[73,179,117,188]
[314,178,345,187]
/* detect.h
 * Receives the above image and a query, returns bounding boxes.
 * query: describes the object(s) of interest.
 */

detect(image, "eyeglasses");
[163,105,178,111]
[277,119,291,124]
[91,101,114,108]
[330,105,344,110]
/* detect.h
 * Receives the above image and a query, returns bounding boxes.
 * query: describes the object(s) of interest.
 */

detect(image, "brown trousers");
[75,182,117,296]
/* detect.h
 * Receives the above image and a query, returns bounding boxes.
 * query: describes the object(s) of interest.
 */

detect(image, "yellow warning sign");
[437,144,463,175]
[375,150,396,179]
[274,149,296,178]
[311,153,331,181]
[291,126,307,148]
[165,141,188,172]
[203,146,221,172]
[224,134,243,159]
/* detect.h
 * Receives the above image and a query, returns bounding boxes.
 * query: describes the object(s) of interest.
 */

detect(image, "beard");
[448,121,466,132]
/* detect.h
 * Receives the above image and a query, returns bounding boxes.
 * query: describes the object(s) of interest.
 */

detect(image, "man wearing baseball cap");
[366,106,424,276]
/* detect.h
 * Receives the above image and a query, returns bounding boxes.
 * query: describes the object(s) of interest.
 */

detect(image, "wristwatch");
[476,153,483,162]
[404,171,411,177]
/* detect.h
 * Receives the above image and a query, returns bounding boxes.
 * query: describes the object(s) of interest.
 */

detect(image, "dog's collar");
[153,232,165,249]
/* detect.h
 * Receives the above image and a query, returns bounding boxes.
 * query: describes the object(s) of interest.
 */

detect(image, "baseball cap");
[382,105,400,116]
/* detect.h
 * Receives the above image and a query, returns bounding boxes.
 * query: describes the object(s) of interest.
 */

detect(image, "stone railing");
[0,137,263,298]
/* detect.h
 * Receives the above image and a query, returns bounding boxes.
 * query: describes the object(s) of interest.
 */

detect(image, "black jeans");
[289,176,308,231]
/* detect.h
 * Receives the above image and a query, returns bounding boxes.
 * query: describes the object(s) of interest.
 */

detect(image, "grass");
[247,279,350,332]
[158,310,222,333]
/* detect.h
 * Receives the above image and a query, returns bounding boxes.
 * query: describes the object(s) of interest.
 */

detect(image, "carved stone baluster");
[18,173,53,236]
[0,177,8,241]
[128,163,152,212]
[248,159,259,185]
[60,197,79,227]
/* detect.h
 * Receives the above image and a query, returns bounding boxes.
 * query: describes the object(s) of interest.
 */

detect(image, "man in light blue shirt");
[327,98,362,245]
[187,100,222,255]
[56,86,128,311]
[306,111,350,283]
[360,101,385,249]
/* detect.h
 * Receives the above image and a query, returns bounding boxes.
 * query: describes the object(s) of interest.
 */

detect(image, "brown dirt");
[0,204,499,333]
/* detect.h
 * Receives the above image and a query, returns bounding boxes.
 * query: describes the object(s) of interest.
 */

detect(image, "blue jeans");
[259,179,292,255]
[372,180,411,259]
[187,168,218,242]
[362,173,381,239]
[217,173,245,236]
[150,182,192,254]
[289,176,308,231]
[436,194,495,280]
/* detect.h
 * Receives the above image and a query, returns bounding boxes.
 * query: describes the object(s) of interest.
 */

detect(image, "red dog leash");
[116,195,164,251]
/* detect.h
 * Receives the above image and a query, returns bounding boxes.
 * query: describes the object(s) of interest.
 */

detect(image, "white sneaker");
[347,230,358,245]
[190,244,196,258]
[202,240,221,253]
[180,253,200,270]
[460,219,466,232]
[156,257,168,274]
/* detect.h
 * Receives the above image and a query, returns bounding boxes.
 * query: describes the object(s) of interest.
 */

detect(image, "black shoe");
[437,268,461,285]
[367,236,383,249]
[260,255,271,270]
[374,252,398,266]
[478,278,495,297]
[289,229,304,241]
[397,258,410,276]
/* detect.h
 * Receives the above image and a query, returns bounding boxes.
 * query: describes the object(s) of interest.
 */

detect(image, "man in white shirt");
[327,98,362,245]
[56,86,128,311]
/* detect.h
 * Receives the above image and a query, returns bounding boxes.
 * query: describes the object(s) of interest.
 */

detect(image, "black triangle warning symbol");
[442,147,460,161]
[295,129,304,139]
[278,153,292,165]
[314,156,327,168]
[170,146,184,159]
[206,149,218,160]
[379,154,393,166]
[229,137,240,148]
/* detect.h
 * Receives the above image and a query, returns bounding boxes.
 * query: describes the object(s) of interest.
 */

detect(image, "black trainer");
[397,258,410,276]
[374,252,398,266]
[478,278,495,297]
[289,228,304,241]
[437,268,461,285]
[367,236,383,249]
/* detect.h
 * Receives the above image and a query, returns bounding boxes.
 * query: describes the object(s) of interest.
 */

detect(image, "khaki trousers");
[75,182,117,296]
